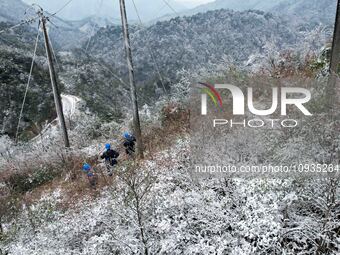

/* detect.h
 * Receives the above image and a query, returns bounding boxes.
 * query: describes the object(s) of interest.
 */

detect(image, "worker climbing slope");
[123,132,136,156]
[100,143,120,176]
[82,163,97,189]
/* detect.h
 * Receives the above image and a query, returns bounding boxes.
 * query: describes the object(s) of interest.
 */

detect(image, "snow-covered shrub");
[3,165,60,194]
[280,177,340,254]
[1,138,339,255]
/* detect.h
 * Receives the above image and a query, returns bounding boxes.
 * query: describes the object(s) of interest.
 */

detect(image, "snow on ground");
[61,94,82,118]
[1,138,301,255]
[30,94,82,145]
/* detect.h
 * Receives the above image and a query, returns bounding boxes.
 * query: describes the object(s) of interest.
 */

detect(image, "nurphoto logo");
[198,82,313,128]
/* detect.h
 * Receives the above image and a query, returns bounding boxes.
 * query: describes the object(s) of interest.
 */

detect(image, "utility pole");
[330,0,340,75]
[40,14,70,148]
[327,0,340,111]
[119,0,144,159]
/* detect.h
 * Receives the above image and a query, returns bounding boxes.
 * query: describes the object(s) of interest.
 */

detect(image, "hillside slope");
[0,22,55,138]
[2,138,338,254]
[158,0,337,26]
[182,0,285,15]
[88,9,321,86]
[0,0,29,22]
[271,0,337,25]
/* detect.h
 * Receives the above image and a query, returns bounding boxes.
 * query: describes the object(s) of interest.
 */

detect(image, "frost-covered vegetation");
[0,2,333,137]
[89,9,323,82]
[1,0,340,254]
[1,56,339,254]
[1,137,339,254]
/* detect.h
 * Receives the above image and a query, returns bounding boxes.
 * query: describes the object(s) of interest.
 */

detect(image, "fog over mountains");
[22,0,188,22]
[7,0,337,26]
[88,9,312,83]
[1,1,339,254]
[160,0,337,25]
[0,0,29,22]
[272,0,338,25]
[0,0,336,137]
[186,0,285,14]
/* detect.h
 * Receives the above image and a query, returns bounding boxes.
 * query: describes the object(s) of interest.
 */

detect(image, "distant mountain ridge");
[0,22,55,137]
[0,0,109,50]
[22,0,188,22]
[271,0,337,25]
[0,0,29,22]
[157,0,337,26]
[156,0,285,22]
[188,0,284,13]
[88,8,322,87]
[0,0,334,137]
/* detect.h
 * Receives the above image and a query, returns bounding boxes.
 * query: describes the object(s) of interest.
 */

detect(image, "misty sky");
[178,0,214,7]
[22,0,215,21]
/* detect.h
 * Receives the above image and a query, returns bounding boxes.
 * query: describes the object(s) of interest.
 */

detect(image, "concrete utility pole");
[119,0,144,158]
[40,15,70,148]
[330,0,340,74]
[327,0,340,110]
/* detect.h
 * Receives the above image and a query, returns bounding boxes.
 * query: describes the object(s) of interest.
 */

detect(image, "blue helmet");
[82,163,91,171]
[105,143,111,150]
[123,132,130,139]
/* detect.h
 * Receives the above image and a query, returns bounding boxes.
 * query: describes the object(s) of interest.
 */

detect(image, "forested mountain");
[271,0,337,25]
[1,1,339,255]
[0,22,55,137]
[0,0,104,50]
[1,7,329,137]
[0,0,128,138]
[182,0,285,15]
[88,9,322,85]
[0,0,29,22]
[0,20,129,138]
[159,0,337,26]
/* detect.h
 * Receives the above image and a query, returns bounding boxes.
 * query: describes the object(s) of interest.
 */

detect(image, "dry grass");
[143,102,189,158]
[0,51,322,224]
[0,102,190,225]
[260,50,320,78]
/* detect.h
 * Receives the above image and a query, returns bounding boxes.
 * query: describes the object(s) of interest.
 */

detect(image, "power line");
[46,0,144,100]
[0,16,39,34]
[46,0,147,101]
[119,0,144,158]
[48,30,61,70]
[40,13,71,148]
[79,49,150,103]
[50,0,75,16]
[150,3,168,18]
[162,0,179,16]
[69,0,104,84]
[131,0,167,93]
[15,25,40,142]
[84,0,105,53]
[161,0,208,72]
